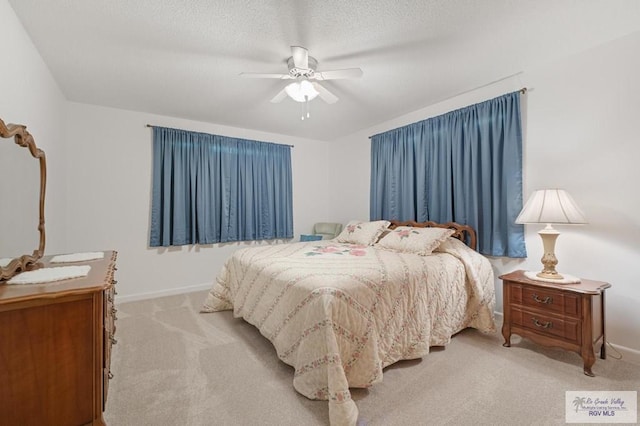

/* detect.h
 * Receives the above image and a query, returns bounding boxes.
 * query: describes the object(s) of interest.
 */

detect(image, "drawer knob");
[531,317,553,329]
[532,294,553,304]
[108,371,114,380]
[110,335,118,345]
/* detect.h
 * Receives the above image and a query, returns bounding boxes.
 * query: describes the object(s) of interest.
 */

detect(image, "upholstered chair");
[312,222,343,240]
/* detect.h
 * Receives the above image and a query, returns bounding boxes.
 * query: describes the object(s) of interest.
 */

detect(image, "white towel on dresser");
[7,265,91,284]
[50,251,104,263]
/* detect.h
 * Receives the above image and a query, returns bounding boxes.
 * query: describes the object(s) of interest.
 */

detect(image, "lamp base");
[536,270,564,280]
[538,225,562,279]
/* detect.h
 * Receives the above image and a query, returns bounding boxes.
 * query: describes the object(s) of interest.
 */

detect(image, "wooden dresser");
[0,251,118,426]
[500,270,610,377]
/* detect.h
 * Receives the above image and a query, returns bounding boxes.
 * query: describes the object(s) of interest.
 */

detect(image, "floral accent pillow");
[375,226,454,255]
[335,220,390,246]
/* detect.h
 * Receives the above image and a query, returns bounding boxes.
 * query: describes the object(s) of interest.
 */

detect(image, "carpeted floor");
[104,290,639,426]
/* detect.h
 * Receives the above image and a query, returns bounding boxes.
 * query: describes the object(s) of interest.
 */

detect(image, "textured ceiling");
[8,0,640,141]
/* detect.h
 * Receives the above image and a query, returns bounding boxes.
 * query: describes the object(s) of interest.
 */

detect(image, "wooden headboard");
[388,220,477,251]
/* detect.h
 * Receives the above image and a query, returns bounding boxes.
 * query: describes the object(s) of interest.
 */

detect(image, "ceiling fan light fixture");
[241,46,361,107]
[284,80,319,103]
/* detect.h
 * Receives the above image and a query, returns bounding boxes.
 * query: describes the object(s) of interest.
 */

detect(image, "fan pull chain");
[301,95,311,120]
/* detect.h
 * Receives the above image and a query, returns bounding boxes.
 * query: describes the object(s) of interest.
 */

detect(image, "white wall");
[63,103,333,300]
[0,0,68,257]
[331,31,640,360]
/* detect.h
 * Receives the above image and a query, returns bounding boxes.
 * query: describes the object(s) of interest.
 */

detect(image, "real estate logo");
[566,391,637,423]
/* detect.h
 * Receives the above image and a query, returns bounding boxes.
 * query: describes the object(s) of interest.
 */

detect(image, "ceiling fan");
[239,46,363,119]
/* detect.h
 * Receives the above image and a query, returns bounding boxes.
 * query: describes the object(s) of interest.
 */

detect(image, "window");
[150,127,293,247]
[370,91,525,257]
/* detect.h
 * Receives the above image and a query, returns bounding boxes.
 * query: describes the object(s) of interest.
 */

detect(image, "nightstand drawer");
[512,307,581,343]
[511,285,580,317]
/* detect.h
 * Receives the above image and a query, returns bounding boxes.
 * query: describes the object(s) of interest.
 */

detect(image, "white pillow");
[336,220,390,245]
[375,226,454,255]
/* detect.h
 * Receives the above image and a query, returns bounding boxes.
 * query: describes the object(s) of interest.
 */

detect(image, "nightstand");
[500,270,611,377]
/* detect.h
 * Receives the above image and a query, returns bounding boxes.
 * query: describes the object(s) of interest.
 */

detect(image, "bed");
[202,220,496,425]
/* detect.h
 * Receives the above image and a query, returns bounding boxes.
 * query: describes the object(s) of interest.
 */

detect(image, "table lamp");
[515,189,587,280]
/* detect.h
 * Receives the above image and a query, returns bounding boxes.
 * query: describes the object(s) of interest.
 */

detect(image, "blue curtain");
[150,127,293,247]
[370,91,525,257]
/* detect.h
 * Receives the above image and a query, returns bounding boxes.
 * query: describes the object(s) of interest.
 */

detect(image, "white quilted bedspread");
[202,237,496,425]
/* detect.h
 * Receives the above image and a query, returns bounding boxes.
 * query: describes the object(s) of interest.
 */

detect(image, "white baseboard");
[492,311,640,366]
[115,282,211,304]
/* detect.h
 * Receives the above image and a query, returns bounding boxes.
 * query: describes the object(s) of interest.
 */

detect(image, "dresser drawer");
[511,307,581,343]
[102,274,117,410]
[103,328,116,409]
[510,284,580,317]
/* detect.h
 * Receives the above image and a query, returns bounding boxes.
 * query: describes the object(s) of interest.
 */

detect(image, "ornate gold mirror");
[0,118,46,281]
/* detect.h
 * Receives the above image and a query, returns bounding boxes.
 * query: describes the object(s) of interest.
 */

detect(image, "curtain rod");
[145,124,294,148]
[368,86,528,139]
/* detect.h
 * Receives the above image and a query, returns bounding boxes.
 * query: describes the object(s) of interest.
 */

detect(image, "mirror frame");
[0,118,46,281]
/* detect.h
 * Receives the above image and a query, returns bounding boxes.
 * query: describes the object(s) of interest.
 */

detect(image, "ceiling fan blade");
[291,46,309,69]
[312,82,339,104]
[239,72,292,79]
[313,68,363,80]
[270,88,288,103]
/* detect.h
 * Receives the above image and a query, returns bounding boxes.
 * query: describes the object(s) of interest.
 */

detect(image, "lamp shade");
[515,189,587,225]
[284,80,319,103]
